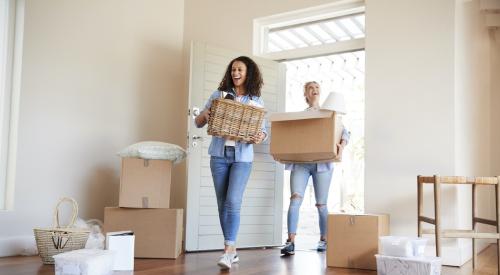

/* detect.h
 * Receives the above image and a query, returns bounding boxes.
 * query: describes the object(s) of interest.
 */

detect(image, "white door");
[185,42,285,251]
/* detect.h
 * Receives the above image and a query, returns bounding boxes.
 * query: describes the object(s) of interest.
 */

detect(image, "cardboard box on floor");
[104,207,183,259]
[269,110,343,163]
[119,158,172,208]
[327,213,390,270]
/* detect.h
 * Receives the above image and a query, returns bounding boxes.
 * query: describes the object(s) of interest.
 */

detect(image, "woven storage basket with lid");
[207,93,266,142]
[33,197,90,264]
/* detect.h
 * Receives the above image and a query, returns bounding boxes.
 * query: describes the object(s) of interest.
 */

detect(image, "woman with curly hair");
[195,56,267,269]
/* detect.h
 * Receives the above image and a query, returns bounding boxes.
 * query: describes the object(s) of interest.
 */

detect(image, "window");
[253,0,365,60]
[0,0,23,210]
[267,13,365,53]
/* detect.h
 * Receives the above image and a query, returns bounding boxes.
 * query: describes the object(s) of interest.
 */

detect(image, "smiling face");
[304,82,320,106]
[231,61,247,90]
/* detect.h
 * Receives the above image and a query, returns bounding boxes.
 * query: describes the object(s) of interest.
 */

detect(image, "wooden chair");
[417,175,500,271]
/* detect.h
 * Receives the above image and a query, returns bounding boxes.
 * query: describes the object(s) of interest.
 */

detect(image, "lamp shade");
[321,92,347,114]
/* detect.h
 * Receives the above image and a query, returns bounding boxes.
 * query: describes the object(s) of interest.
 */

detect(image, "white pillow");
[117,141,187,164]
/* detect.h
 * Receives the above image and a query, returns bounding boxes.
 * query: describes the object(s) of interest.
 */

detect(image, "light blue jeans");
[210,147,252,246]
[287,163,333,237]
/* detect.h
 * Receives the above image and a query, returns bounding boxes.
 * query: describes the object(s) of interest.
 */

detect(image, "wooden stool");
[417,175,500,272]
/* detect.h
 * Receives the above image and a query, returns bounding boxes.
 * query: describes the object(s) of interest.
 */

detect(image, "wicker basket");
[33,197,90,264]
[207,96,266,142]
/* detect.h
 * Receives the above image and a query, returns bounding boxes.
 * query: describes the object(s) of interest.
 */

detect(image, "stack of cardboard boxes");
[104,157,183,259]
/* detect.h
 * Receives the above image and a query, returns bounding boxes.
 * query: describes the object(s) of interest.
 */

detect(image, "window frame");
[0,0,24,211]
[253,0,365,60]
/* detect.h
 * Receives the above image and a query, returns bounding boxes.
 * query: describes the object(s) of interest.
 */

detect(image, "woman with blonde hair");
[281,81,350,255]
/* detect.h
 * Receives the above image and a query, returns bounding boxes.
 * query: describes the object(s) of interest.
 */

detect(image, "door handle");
[191,107,200,119]
[192,135,203,140]
[191,135,204,148]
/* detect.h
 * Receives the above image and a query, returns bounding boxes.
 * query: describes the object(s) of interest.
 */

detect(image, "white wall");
[492,31,500,176]
[0,0,185,255]
[455,1,491,179]
[183,0,336,55]
[454,0,495,260]
[365,0,497,266]
[365,0,456,233]
[489,28,500,251]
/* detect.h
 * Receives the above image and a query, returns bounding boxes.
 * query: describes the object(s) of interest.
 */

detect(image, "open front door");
[185,42,285,251]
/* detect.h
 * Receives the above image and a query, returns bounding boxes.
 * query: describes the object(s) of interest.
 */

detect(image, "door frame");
[252,1,367,242]
[185,42,286,251]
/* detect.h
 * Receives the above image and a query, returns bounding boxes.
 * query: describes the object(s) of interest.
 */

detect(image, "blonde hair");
[303,81,319,103]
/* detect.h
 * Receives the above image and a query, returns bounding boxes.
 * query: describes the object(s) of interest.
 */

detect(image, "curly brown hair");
[218,56,263,98]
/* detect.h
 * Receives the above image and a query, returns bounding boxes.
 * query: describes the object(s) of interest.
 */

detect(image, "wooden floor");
[0,245,498,275]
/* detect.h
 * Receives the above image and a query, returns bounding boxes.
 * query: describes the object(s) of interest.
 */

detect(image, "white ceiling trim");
[259,38,365,62]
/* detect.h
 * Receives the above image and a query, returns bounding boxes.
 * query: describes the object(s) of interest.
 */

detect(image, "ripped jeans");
[287,163,333,237]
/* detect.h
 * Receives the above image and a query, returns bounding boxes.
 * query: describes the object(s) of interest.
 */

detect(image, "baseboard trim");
[426,239,494,266]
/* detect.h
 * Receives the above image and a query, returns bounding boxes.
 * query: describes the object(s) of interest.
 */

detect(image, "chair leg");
[434,175,441,257]
[472,183,476,269]
[497,239,500,275]
[418,176,423,238]
[496,181,500,275]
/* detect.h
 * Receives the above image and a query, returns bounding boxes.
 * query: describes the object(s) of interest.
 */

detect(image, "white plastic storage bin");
[411,238,428,257]
[375,254,441,275]
[379,236,414,257]
[379,236,429,257]
[53,249,115,275]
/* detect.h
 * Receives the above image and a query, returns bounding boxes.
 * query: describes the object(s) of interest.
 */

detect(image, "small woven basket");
[33,197,90,264]
[207,95,266,142]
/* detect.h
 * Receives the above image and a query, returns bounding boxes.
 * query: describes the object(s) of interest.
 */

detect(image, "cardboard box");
[375,255,442,275]
[119,158,172,208]
[106,231,135,271]
[104,207,183,259]
[327,213,390,270]
[269,110,343,163]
